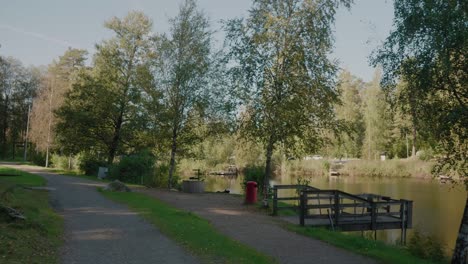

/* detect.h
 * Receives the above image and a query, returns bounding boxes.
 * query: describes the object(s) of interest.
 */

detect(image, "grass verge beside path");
[0,167,63,264]
[101,190,275,264]
[285,225,448,264]
[48,168,107,182]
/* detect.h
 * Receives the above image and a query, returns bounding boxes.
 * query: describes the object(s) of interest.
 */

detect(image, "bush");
[78,153,106,176]
[50,154,80,171]
[30,151,46,167]
[407,229,446,262]
[242,165,266,194]
[146,163,170,188]
[109,151,154,184]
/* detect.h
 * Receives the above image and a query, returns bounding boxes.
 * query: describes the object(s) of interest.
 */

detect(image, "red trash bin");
[245,181,258,204]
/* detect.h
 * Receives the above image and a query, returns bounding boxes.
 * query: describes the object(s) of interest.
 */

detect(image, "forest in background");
[0,0,465,187]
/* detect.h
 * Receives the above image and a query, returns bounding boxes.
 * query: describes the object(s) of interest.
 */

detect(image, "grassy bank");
[101,190,274,264]
[286,225,448,264]
[285,158,434,179]
[0,167,63,264]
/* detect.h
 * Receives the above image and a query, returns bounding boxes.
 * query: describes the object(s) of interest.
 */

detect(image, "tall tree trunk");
[108,112,123,165]
[1,95,8,158]
[168,126,178,189]
[411,125,417,157]
[263,136,275,207]
[452,195,468,263]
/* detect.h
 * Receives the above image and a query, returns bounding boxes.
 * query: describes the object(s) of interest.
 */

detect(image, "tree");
[56,11,155,164]
[29,48,87,166]
[0,56,39,159]
[154,0,212,188]
[334,70,364,158]
[361,70,392,160]
[371,0,467,262]
[225,0,351,205]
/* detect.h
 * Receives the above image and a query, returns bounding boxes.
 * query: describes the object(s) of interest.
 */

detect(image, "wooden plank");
[276,197,299,201]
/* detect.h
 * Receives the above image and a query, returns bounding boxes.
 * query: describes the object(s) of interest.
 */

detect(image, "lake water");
[203,173,467,254]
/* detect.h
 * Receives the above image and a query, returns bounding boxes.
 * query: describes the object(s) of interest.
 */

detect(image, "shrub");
[147,163,170,188]
[78,153,106,176]
[50,154,80,171]
[242,165,266,194]
[30,151,46,167]
[109,151,154,184]
[407,229,446,262]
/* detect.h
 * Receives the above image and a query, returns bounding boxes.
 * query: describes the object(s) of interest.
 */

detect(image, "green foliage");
[0,57,39,159]
[56,11,155,164]
[287,225,446,264]
[29,48,88,154]
[154,0,213,188]
[361,70,393,159]
[225,0,352,197]
[408,229,446,262]
[50,154,80,171]
[242,165,266,194]
[333,70,365,158]
[30,150,46,167]
[340,159,433,178]
[77,152,106,176]
[102,190,274,263]
[0,167,63,264]
[372,0,467,179]
[109,151,154,184]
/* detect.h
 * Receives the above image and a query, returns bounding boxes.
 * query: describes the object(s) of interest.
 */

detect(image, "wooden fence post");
[334,191,340,226]
[300,191,305,226]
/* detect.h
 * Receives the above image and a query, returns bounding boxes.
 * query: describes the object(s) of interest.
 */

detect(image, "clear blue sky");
[0,0,393,82]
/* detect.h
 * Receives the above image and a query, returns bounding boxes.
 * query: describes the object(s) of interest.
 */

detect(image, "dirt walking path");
[137,188,376,264]
[1,164,198,264]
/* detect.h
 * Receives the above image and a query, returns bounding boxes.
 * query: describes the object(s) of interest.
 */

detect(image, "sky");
[0,0,394,82]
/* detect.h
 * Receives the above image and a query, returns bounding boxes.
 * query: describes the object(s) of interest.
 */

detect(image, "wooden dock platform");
[272,185,413,242]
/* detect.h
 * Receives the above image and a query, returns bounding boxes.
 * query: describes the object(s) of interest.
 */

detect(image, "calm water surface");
[204,173,467,253]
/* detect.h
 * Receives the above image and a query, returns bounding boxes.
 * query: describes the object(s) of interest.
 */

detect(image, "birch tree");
[371,1,467,261]
[154,0,212,188]
[29,48,87,166]
[225,0,352,205]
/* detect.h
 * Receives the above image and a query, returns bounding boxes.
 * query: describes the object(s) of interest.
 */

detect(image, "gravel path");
[2,164,198,264]
[137,188,376,264]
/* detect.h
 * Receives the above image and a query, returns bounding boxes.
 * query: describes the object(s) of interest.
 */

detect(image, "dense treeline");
[1,0,463,182]
[1,0,466,259]
[0,56,40,159]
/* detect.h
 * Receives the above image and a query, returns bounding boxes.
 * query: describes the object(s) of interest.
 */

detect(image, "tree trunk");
[263,137,275,207]
[1,95,8,158]
[108,112,123,165]
[411,125,417,157]
[168,126,178,189]
[452,195,468,263]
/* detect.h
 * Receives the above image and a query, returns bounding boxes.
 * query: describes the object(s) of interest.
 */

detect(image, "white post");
[45,76,54,168]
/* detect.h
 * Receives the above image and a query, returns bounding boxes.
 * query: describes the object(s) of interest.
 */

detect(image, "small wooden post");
[300,191,305,226]
[334,191,340,226]
[371,202,377,231]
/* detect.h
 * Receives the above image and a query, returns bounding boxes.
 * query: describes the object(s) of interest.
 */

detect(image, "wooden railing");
[299,189,413,232]
[272,185,320,216]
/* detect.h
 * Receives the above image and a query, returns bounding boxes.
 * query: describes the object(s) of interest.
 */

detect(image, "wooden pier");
[272,185,413,243]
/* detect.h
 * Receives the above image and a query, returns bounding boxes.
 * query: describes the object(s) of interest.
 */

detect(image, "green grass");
[101,190,275,264]
[285,225,448,264]
[0,167,63,264]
